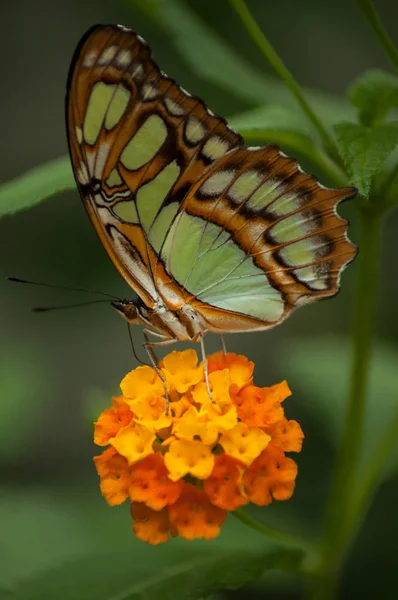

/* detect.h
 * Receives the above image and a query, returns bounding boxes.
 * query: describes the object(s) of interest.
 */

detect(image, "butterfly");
[66,24,357,364]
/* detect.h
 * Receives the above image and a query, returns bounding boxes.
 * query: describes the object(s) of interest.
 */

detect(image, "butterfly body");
[66,24,357,345]
[112,297,207,342]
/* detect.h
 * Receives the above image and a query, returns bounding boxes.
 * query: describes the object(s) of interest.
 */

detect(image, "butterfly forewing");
[66,24,243,310]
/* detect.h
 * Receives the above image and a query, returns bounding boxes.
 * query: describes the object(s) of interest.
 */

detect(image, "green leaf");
[334,121,398,197]
[3,485,303,600]
[348,69,398,127]
[0,156,74,219]
[12,545,302,600]
[127,0,354,127]
[229,105,348,187]
[0,343,49,462]
[229,104,314,136]
[230,104,316,156]
[277,336,398,480]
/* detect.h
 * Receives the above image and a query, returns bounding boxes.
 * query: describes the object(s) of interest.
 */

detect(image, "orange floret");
[243,444,298,506]
[164,439,215,481]
[129,453,183,510]
[130,502,177,545]
[204,454,248,510]
[235,384,284,427]
[168,483,227,540]
[160,349,203,394]
[207,352,254,393]
[173,406,219,445]
[192,370,232,407]
[220,422,270,466]
[110,422,156,466]
[266,418,304,452]
[121,365,165,404]
[132,394,172,433]
[93,446,131,506]
[94,396,133,446]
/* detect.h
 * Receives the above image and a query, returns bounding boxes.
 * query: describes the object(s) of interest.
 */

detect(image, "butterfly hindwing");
[157,146,357,332]
[66,24,243,308]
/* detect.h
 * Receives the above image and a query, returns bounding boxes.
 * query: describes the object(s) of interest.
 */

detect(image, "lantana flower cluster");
[94,350,304,545]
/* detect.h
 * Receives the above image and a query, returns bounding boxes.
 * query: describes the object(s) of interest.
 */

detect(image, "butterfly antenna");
[7,277,121,300]
[32,299,113,312]
[126,323,147,366]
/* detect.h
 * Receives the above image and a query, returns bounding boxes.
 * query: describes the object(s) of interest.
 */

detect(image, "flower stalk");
[309,207,384,598]
[228,0,339,159]
[358,0,398,74]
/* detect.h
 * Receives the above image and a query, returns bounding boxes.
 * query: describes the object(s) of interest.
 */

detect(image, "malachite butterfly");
[66,24,357,348]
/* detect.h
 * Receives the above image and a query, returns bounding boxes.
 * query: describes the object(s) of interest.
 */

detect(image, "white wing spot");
[94,141,112,179]
[142,82,160,101]
[199,170,237,197]
[86,152,96,176]
[116,48,132,67]
[202,136,230,161]
[185,117,206,144]
[75,126,83,145]
[130,63,144,82]
[228,170,263,204]
[98,46,118,65]
[164,96,185,117]
[83,51,98,68]
[76,161,89,185]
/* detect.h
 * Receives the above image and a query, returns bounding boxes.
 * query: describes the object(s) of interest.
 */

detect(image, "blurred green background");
[1,1,398,598]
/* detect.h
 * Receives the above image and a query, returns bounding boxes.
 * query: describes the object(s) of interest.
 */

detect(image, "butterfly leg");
[199,334,215,404]
[220,334,227,355]
[143,330,174,414]
[126,322,148,366]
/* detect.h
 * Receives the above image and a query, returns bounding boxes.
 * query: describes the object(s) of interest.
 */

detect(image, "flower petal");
[130,502,176,545]
[121,366,165,404]
[243,444,298,506]
[164,439,215,481]
[168,483,227,540]
[204,454,248,510]
[130,453,183,510]
[207,352,254,392]
[235,385,284,427]
[192,370,232,407]
[266,418,304,452]
[94,396,133,446]
[173,406,219,445]
[110,423,155,465]
[93,447,131,506]
[161,349,203,394]
[220,422,270,466]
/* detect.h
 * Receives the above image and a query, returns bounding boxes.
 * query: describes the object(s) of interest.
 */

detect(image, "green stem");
[381,162,398,208]
[310,407,398,600]
[229,0,338,156]
[350,408,398,533]
[232,509,314,554]
[308,208,383,598]
[358,0,398,74]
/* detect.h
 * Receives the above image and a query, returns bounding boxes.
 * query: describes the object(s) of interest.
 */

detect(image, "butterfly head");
[111,300,141,324]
